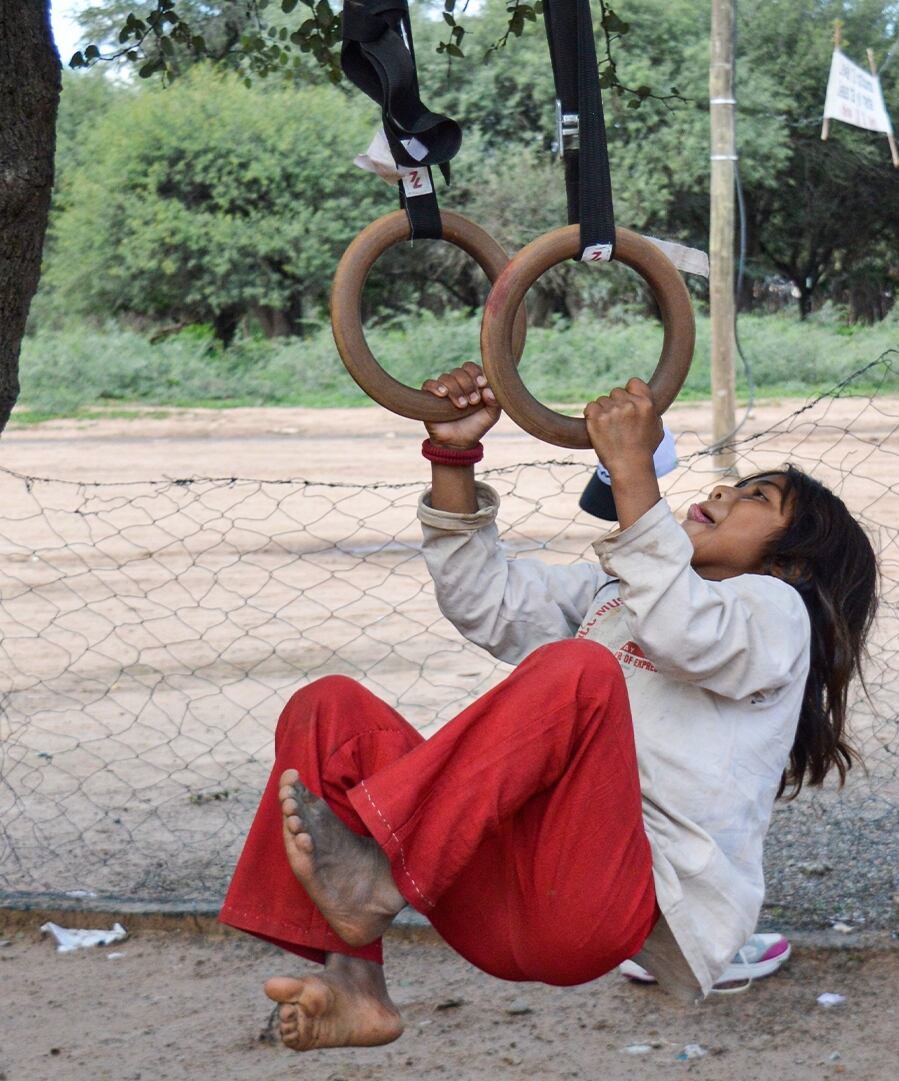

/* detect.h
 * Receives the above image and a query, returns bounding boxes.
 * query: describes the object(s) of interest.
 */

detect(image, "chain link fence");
[1,353,897,931]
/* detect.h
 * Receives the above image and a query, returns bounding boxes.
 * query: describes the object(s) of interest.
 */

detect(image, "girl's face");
[681,475,793,581]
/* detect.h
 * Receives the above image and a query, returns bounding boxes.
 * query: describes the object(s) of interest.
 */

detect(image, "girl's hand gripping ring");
[480,225,695,449]
[331,210,527,422]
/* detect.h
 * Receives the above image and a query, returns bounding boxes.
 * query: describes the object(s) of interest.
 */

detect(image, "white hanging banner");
[823,49,894,135]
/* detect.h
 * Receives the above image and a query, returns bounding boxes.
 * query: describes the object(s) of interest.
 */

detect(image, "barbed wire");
[1,355,897,927]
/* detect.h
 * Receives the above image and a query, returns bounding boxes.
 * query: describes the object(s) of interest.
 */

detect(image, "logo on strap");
[401,168,434,198]
[581,243,613,264]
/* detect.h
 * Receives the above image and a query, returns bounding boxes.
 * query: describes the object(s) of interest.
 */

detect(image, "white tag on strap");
[355,126,432,192]
[581,243,613,264]
[400,136,429,162]
[401,167,433,198]
[578,233,709,276]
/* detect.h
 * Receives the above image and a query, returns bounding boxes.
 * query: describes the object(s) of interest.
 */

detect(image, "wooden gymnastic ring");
[331,210,527,422]
[481,225,695,449]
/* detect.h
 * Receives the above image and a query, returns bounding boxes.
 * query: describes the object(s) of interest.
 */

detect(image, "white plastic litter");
[106,952,126,960]
[622,1043,653,1055]
[817,992,847,1008]
[831,921,853,933]
[676,1044,708,1060]
[41,921,127,953]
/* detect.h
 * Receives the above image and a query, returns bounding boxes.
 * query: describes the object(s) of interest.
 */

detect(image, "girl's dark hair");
[738,465,878,798]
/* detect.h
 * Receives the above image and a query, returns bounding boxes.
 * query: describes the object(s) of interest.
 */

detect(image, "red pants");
[219,639,657,986]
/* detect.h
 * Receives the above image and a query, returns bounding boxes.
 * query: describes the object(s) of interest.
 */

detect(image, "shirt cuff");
[593,498,675,571]
[418,482,500,532]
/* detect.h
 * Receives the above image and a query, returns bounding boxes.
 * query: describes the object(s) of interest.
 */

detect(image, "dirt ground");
[1,399,897,1081]
[3,394,897,487]
[0,920,895,1081]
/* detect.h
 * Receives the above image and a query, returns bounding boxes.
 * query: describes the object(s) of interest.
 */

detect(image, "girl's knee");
[276,675,371,743]
[310,673,366,697]
[528,638,622,691]
[287,674,369,710]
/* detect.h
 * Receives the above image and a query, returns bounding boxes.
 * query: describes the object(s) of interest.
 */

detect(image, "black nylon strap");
[543,0,615,260]
[398,166,443,240]
[342,0,462,240]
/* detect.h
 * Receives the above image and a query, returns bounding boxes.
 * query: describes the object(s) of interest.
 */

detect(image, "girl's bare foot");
[278,769,405,947]
[265,955,404,1051]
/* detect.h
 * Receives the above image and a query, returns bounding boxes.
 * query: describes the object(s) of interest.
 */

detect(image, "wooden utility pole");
[709,0,737,472]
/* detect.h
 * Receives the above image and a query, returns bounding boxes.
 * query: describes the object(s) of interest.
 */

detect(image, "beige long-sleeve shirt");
[418,483,810,1000]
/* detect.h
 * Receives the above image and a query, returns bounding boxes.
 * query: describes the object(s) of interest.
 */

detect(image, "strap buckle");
[555,100,579,157]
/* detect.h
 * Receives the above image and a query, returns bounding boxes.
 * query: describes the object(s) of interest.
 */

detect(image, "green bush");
[14,312,898,422]
[39,67,382,338]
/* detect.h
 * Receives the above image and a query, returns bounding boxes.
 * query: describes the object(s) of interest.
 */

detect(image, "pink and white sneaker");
[619,933,791,987]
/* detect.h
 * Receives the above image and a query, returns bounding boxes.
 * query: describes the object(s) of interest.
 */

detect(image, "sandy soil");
[3,394,898,487]
[0,921,895,1081]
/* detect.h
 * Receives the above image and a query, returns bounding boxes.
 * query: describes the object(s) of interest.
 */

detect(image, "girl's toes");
[297,978,331,1016]
[279,769,299,786]
[291,832,314,853]
[285,814,304,835]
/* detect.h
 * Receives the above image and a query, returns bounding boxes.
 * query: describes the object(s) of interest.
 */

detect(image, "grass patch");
[13,310,899,423]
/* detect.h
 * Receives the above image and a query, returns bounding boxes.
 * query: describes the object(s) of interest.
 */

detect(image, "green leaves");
[505,2,538,40]
[65,0,661,104]
[439,3,466,59]
[45,70,385,337]
[139,57,165,79]
[314,1,333,28]
[67,1,342,87]
[600,8,630,35]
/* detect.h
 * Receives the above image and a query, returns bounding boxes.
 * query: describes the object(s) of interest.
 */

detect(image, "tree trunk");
[251,302,304,338]
[213,305,243,346]
[0,2,60,433]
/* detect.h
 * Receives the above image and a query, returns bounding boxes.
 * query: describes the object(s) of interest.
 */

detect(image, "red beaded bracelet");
[421,438,484,466]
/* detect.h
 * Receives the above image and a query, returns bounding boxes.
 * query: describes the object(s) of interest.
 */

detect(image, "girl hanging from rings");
[219,363,877,1052]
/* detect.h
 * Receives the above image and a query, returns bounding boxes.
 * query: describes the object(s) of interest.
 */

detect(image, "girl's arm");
[419,482,611,665]
[585,381,810,698]
[430,459,478,515]
[582,377,663,531]
[418,362,611,663]
[597,502,810,698]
